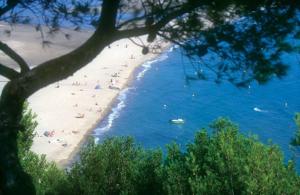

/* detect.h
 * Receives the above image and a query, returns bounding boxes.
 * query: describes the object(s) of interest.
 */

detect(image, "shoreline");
[62,43,172,168]
[28,36,171,166]
[0,22,171,166]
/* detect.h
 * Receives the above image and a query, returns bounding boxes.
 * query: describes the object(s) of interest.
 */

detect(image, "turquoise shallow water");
[94,46,300,166]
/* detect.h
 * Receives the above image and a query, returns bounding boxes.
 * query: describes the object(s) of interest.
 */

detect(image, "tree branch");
[5,1,202,99]
[17,0,122,98]
[0,41,30,73]
[116,2,202,39]
[117,15,148,29]
[0,0,19,16]
[0,63,19,79]
[157,32,186,48]
[98,0,121,30]
[116,4,185,29]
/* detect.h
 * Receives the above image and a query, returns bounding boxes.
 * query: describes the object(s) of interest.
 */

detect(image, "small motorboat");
[170,118,185,124]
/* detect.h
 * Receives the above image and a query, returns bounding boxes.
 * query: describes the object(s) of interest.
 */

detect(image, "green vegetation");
[161,119,300,194]
[18,104,67,195]
[1,1,299,191]
[68,138,163,195]
[18,102,37,153]
[291,113,300,146]
[18,107,300,194]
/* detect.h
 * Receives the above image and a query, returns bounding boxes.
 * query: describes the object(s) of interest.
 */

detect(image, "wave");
[168,44,179,53]
[94,45,176,142]
[136,45,177,81]
[94,88,131,143]
[136,54,169,81]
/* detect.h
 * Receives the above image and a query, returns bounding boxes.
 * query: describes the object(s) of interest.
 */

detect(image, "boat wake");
[253,107,268,113]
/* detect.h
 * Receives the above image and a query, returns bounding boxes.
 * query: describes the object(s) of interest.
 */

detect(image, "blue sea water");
[94,46,300,165]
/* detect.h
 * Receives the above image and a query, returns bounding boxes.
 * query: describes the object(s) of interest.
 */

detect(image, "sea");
[94,45,300,167]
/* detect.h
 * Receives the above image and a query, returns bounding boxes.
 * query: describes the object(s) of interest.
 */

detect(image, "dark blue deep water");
[94,46,300,165]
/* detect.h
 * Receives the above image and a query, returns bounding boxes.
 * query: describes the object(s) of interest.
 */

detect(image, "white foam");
[136,45,177,81]
[168,45,179,52]
[94,45,177,141]
[94,88,131,140]
[136,54,169,80]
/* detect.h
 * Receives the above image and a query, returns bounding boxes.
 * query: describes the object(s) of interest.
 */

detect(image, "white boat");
[170,118,185,124]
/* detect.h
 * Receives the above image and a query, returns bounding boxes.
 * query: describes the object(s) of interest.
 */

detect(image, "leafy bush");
[18,106,300,194]
[18,102,37,153]
[291,113,300,146]
[162,118,300,194]
[67,137,163,195]
[18,102,69,195]
[67,118,300,195]
[20,151,69,195]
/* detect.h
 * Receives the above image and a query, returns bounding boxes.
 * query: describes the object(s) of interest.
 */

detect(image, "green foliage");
[18,102,37,153]
[162,118,300,194]
[67,118,300,195]
[67,137,163,195]
[186,119,299,194]
[20,151,69,195]
[18,110,300,194]
[296,113,300,131]
[291,113,300,146]
[18,103,69,195]
[160,143,191,195]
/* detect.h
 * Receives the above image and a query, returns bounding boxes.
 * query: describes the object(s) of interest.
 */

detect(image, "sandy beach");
[0,23,169,167]
[0,24,169,166]
[30,38,169,167]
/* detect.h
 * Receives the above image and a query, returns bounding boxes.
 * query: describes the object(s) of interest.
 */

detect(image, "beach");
[0,23,170,167]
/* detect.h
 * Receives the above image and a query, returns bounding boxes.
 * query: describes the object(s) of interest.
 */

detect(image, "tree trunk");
[0,81,35,194]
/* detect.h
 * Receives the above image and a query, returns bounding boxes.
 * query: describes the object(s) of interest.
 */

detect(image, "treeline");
[18,106,300,195]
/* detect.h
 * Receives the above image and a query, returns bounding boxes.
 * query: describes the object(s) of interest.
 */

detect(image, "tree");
[66,118,300,194]
[67,137,163,195]
[17,103,68,195]
[0,0,299,193]
[161,118,300,194]
[13,109,300,194]
[291,113,300,146]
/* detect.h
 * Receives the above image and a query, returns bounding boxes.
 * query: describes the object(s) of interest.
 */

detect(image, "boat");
[170,118,185,124]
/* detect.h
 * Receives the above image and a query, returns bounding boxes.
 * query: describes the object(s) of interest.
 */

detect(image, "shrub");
[18,106,300,194]
[18,102,37,153]
[18,102,69,195]
[291,113,300,146]
[67,118,300,195]
[162,118,300,194]
[67,137,163,195]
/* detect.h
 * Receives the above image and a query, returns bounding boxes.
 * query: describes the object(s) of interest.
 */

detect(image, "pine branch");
[20,0,122,97]
[116,2,202,39]
[0,0,19,16]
